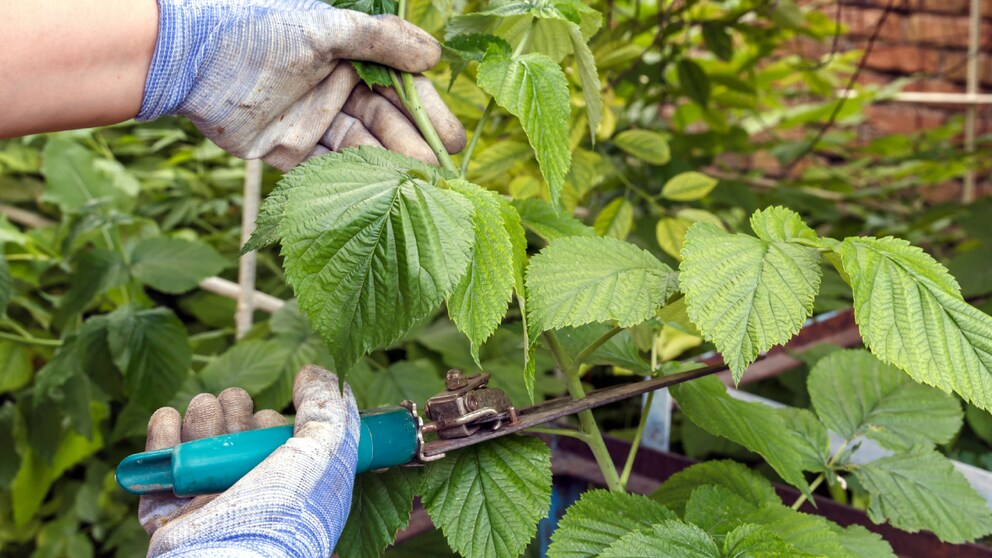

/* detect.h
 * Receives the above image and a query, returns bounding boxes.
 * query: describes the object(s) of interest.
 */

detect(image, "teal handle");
[116,406,418,497]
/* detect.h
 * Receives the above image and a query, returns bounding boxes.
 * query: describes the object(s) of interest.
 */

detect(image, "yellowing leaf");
[614,129,671,165]
[656,217,692,259]
[662,172,718,201]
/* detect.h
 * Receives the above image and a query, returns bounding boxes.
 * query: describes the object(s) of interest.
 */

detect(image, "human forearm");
[0,0,158,137]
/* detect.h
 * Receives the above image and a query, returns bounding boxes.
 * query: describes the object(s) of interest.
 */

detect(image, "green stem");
[524,426,591,442]
[545,331,624,492]
[791,439,851,510]
[0,330,61,347]
[570,326,623,374]
[460,98,497,176]
[619,389,653,489]
[401,72,459,175]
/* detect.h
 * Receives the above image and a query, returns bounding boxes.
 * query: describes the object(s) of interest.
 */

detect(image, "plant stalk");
[791,439,851,510]
[460,98,497,176]
[545,331,624,492]
[0,330,61,347]
[619,389,653,489]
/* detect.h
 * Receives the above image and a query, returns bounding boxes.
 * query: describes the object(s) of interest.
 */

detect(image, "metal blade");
[420,363,726,458]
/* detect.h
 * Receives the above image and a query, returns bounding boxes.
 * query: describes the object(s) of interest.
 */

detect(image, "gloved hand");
[139,366,359,557]
[139,0,466,170]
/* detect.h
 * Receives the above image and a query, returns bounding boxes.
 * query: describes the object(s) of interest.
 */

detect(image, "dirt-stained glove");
[139,366,359,557]
[139,0,466,170]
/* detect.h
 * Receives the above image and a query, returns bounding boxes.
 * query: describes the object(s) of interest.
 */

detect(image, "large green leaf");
[567,23,603,140]
[613,129,671,166]
[651,460,779,516]
[547,490,675,558]
[446,181,515,362]
[527,236,677,335]
[852,447,992,543]
[808,349,962,450]
[680,208,822,382]
[276,148,474,372]
[840,236,992,412]
[40,137,128,210]
[477,47,571,206]
[722,524,815,558]
[671,376,812,495]
[599,521,719,558]
[130,237,228,294]
[421,436,551,558]
[199,339,293,395]
[106,306,191,409]
[684,485,759,536]
[337,468,421,558]
[59,249,128,318]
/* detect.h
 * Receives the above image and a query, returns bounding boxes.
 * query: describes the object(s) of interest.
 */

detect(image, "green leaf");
[677,59,711,107]
[199,339,293,395]
[422,436,551,558]
[556,324,650,373]
[599,520,719,558]
[567,23,603,140]
[0,258,9,316]
[852,447,992,543]
[477,49,571,206]
[352,61,393,88]
[499,199,537,400]
[131,237,228,294]
[323,0,397,15]
[723,524,815,558]
[0,403,19,487]
[60,249,128,318]
[661,172,718,202]
[776,407,830,472]
[514,199,595,242]
[276,148,474,372]
[613,129,671,166]
[444,34,512,89]
[593,197,634,239]
[685,485,759,535]
[348,359,444,409]
[651,460,779,516]
[749,206,819,243]
[655,217,692,260]
[833,524,897,558]
[808,349,962,451]
[680,217,822,382]
[548,490,675,558]
[747,504,854,557]
[0,341,31,394]
[106,306,191,409]
[527,236,677,335]
[446,181,516,362]
[337,468,421,558]
[701,23,733,61]
[40,137,128,210]
[671,376,812,495]
[244,180,293,253]
[839,236,992,412]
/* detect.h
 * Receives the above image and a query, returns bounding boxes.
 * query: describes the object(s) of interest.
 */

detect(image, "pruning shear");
[116,366,721,497]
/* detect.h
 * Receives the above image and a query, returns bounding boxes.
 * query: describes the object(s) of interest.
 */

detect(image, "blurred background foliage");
[1,0,991,555]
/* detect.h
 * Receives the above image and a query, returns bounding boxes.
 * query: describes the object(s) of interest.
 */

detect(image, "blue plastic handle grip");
[116,406,418,497]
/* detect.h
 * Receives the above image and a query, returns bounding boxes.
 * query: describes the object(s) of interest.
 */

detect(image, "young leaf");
[661,172,718,202]
[443,34,512,88]
[808,349,962,451]
[651,460,779,516]
[671,376,812,496]
[677,59,711,107]
[477,48,571,206]
[599,520,719,558]
[613,129,671,166]
[130,237,228,294]
[547,490,675,558]
[514,199,595,242]
[593,197,634,239]
[852,447,992,543]
[567,23,603,139]
[337,468,421,558]
[840,236,992,412]
[277,149,474,373]
[446,181,515,362]
[680,215,822,382]
[106,306,191,409]
[199,339,294,395]
[526,236,677,335]
[723,524,815,558]
[749,206,818,243]
[352,61,393,88]
[421,436,551,558]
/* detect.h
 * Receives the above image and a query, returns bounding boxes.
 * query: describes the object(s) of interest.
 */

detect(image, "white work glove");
[139,366,359,557]
[139,0,466,170]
